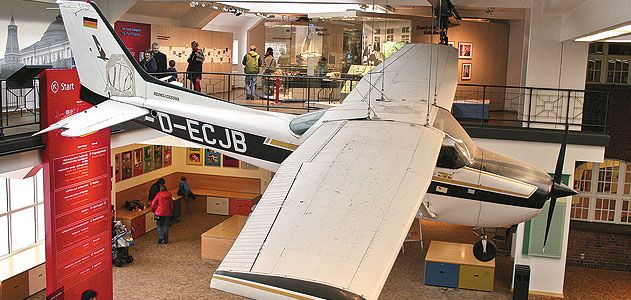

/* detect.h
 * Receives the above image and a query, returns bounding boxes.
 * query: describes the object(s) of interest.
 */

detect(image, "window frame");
[572,160,631,225]
[0,171,45,259]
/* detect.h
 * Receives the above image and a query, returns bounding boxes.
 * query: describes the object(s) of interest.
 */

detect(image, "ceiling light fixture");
[575,24,631,42]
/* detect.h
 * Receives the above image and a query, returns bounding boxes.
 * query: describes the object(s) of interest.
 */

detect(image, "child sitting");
[166,60,177,82]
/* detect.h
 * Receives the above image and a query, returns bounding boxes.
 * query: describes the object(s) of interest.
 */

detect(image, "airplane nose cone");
[550,182,578,199]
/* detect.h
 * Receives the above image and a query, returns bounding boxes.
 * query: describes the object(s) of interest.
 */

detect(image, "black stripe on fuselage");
[137,110,292,164]
[214,271,366,300]
[428,181,547,209]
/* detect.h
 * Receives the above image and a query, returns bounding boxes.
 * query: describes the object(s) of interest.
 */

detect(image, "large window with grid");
[606,59,629,84]
[572,160,631,225]
[386,28,395,42]
[586,58,602,83]
[0,170,45,258]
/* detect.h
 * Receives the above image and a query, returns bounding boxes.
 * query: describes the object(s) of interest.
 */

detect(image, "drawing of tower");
[1,15,24,76]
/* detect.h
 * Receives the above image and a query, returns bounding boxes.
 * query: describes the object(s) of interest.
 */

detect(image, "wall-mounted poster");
[223,155,240,168]
[241,161,258,170]
[187,148,203,165]
[458,42,472,59]
[204,149,221,167]
[163,146,172,167]
[154,145,163,169]
[462,63,471,80]
[121,151,133,180]
[144,146,154,173]
[133,148,143,176]
[115,154,121,182]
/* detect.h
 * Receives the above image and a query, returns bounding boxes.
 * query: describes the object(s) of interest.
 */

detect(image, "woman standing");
[140,50,157,74]
[150,185,174,244]
[186,41,205,92]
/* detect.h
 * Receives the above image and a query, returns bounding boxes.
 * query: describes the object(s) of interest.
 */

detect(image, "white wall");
[474,137,604,296]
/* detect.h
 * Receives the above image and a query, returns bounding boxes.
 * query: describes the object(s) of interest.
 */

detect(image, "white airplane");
[43,2,577,299]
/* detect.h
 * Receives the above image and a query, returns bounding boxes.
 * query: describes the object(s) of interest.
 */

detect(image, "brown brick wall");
[566,224,631,271]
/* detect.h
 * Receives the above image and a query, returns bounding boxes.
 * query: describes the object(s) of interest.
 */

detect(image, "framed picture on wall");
[462,63,472,80]
[154,145,163,169]
[114,153,121,182]
[163,146,172,167]
[448,41,455,48]
[187,148,203,165]
[204,149,221,167]
[223,155,239,168]
[144,146,154,173]
[133,148,143,177]
[458,42,472,59]
[121,151,133,180]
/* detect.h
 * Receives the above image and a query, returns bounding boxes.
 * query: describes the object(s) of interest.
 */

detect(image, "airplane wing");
[212,43,456,300]
[35,98,149,137]
[212,119,444,299]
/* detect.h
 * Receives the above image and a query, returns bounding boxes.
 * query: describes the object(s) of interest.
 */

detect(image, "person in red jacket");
[150,185,174,244]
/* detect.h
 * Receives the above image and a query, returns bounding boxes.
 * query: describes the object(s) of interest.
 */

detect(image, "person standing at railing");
[166,60,178,82]
[187,41,205,92]
[263,47,277,99]
[243,44,263,100]
[140,50,157,74]
[152,42,167,75]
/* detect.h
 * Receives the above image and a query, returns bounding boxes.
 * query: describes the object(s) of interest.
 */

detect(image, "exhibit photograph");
[0,0,628,299]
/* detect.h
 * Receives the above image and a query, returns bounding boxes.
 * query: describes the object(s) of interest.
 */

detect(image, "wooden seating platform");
[201,215,247,260]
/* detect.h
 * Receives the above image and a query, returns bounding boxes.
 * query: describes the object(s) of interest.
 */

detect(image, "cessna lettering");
[156,112,247,153]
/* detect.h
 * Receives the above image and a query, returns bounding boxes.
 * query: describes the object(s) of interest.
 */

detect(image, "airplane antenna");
[367,0,376,120]
[433,0,442,106]
[378,0,388,102]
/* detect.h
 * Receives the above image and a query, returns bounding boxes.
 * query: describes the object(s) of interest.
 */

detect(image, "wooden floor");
[26,201,631,299]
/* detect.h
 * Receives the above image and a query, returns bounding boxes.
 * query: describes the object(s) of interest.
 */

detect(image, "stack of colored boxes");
[424,241,495,292]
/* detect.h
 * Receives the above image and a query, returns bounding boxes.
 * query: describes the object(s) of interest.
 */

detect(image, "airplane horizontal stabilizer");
[35,99,149,137]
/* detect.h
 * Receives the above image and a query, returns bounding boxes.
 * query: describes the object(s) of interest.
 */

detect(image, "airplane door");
[424,167,482,227]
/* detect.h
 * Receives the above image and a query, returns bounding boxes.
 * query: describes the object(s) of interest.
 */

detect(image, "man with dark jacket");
[187,41,205,92]
[148,178,166,204]
[152,42,167,74]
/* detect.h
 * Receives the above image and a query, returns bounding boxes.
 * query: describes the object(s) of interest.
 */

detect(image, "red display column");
[40,70,113,300]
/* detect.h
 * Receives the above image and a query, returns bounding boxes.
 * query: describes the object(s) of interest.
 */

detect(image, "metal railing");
[0,71,610,141]
[0,78,41,139]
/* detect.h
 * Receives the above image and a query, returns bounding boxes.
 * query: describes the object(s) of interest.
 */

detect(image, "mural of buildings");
[0,15,73,79]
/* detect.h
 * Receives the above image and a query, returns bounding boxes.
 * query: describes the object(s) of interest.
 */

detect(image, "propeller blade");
[543,196,557,248]
[545,121,570,247]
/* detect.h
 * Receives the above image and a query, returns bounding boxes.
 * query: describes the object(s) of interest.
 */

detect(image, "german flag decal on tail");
[83,17,97,29]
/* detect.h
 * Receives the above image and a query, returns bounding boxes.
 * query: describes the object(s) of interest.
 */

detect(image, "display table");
[424,241,495,291]
[192,188,260,217]
[201,215,247,260]
[0,243,46,300]
[116,190,183,238]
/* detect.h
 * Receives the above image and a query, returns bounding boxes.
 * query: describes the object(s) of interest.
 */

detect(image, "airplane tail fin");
[58,1,148,102]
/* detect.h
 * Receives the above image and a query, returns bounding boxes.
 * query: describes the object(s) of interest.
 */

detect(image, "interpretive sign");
[40,69,113,299]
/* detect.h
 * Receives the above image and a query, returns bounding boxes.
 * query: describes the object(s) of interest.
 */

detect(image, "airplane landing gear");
[472,228,497,262]
[473,234,497,262]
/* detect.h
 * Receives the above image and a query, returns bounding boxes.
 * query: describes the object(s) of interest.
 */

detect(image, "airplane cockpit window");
[289,110,326,136]
[433,107,476,168]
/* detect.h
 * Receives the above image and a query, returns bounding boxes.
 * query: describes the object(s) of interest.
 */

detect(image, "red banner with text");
[114,21,152,62]
[40,69,112,300]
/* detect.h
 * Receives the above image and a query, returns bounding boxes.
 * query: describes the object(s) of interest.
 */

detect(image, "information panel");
[114,21,152,62]
[40,69,112,300]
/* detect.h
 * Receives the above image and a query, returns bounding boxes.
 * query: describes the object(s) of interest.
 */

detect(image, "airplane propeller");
[543,120,578,248]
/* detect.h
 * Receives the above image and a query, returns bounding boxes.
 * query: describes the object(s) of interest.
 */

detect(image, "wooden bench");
[201,215,247,260]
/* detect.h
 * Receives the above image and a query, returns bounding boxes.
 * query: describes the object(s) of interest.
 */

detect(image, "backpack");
[125,200,143,211]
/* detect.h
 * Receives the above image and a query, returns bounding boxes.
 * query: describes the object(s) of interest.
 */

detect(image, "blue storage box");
[424,261,459,288]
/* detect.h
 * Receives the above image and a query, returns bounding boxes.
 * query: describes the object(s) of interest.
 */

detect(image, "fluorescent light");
[576,24,631,42]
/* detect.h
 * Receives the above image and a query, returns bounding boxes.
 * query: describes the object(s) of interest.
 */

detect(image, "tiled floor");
[29,201,630,299]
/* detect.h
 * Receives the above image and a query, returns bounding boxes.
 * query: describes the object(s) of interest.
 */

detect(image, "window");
[402,27,410,33]
[597,160,619,193]
[374,28,381,34]
[401,34,410,43]
[588,42,603,54]
[572,159,631,225]
[586,59,602,83]
[594,198,616,222]
[606,59,629,84]
[386,28,395,42]
[608,44,631,55]
[0,169,46,258]
[570,196,590,220]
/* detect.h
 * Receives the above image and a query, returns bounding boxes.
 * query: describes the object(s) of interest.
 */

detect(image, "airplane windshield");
[289,110,325,136]
[433,108,476,168]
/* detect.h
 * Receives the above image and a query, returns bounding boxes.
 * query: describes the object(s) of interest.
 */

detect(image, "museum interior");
[0,0,629,299]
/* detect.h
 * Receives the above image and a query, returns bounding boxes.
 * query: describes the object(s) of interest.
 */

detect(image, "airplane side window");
[437,146,466,169]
